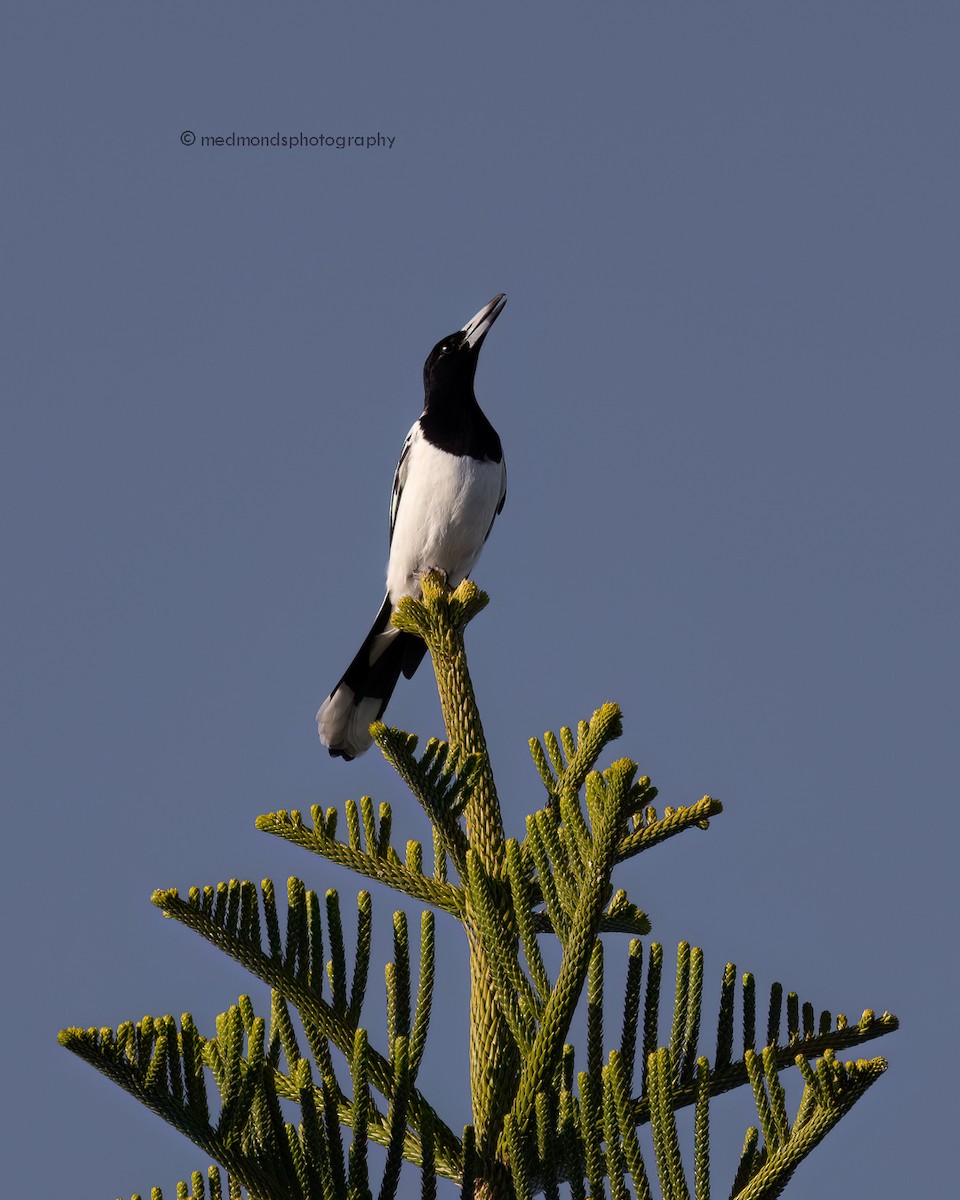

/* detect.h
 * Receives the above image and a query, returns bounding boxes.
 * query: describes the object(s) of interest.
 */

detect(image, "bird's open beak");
[462,293,507,351]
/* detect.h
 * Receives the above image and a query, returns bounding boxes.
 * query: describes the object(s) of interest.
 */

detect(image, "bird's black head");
[423,294,506,402]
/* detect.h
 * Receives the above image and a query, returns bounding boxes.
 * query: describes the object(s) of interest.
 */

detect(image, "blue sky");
[3,4,957,1197]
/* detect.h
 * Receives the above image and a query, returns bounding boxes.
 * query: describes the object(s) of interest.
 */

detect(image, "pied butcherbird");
[316,294,507,759]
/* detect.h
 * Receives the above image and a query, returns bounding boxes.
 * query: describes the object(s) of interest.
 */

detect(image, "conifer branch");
[579,1069,606,1199]
[508,760,639,1137]
[408,910,436,1083]
[393,572,519,1165]
[729,1052,888,1199]
[617,795,723,862]
[391,573,503,873]
[256,807,464,917]
[465,850,539,1051]
[370,726,478,875]
[61,579,899,1200]
[62,1007,466,1197]
[619,938,644,1084]
[61,1016,298,1200]
[529,703,625,805]
[150,883,460,1165]
[505,838,551,1003]
[693,1057,711,1200]
[602,1061,631,1200]
[608,1049,654,1200]
[633,1013,898,1127]
[116,1165,241,1200]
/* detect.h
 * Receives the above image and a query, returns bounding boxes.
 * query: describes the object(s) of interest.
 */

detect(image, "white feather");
[386,425,506,603]
[316,688,382,760]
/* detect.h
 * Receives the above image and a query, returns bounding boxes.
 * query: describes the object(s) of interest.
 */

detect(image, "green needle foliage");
[60,574,897,1200]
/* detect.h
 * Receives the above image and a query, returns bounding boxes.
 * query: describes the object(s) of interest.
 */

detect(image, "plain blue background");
[3,3,956,1197]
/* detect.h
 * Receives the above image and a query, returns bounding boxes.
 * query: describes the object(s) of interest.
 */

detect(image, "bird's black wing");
[389,424,416,546]
[484,461,507,544]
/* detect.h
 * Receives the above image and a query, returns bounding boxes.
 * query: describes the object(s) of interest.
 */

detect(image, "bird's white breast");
[386,430,504,604]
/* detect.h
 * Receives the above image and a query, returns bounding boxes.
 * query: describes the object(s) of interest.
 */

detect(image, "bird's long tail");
[316,595,428,760]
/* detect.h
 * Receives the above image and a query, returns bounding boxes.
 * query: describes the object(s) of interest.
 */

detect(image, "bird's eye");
[440,344,451,354]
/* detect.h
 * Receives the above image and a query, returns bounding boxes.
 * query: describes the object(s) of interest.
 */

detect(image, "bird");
[316,293,508,760]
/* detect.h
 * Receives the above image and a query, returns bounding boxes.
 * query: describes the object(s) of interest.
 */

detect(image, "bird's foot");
[420,567,449,589]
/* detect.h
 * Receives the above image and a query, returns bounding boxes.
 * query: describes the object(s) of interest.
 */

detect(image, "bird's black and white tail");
[316,596,427,759]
